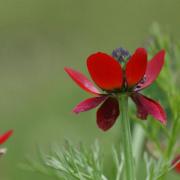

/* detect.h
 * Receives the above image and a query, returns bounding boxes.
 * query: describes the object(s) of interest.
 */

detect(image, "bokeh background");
[0,0,180,179]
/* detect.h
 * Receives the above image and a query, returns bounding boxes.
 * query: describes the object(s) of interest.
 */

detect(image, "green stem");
[132,123,145,172]
[159,116,179,180]
[119,94,136,180]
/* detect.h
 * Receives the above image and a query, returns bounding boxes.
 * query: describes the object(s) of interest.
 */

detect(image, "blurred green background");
[0,0,180,179]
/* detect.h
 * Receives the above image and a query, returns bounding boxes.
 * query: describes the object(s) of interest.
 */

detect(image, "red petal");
[172,155,180,173]
[125,48,147,87]
[73,96,107,114]
[64,67,100,95]
[138,50,165,90]
[131,93,166,124]
[97,97,119,131]
[87,52,123,91]
[0,130,13,145]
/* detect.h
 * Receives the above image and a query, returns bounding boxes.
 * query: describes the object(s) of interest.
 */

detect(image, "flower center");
[112,47,131,64]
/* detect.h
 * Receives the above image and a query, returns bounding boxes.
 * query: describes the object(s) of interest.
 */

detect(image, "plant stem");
[159,116,179,180]
[132,123,145,171]
[119,94,136,180]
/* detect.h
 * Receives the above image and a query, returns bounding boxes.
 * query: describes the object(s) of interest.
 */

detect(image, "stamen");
[139,75,147,84]
[112,47,131,63]
[134,75,147,91]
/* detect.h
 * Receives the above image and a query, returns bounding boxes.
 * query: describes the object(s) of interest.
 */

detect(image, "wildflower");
[172,155,180,173]
[65,47,166,131]
[0,130,13,145]
[0,130,13,156]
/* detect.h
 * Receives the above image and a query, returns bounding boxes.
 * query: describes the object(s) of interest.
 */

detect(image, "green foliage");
[21,140,108,180]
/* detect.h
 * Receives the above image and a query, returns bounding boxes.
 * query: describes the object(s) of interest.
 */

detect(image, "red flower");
[172,155,180,173]
[0,130,13,145]
[65,48,166,131]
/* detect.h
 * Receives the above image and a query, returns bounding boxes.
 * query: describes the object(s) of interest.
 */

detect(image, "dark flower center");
[112,47,131,64]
